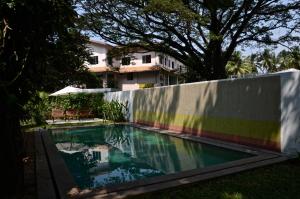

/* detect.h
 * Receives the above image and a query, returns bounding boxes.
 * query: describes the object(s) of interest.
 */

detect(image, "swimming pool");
[50,124,254,189]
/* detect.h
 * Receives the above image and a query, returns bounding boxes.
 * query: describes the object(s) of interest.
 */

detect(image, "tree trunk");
[204,40,227,80]
[1,94,24,198]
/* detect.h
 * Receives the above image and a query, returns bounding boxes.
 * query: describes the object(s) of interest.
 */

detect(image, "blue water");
[50,125,252,189]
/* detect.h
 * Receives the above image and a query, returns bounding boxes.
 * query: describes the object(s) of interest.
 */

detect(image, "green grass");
[130,158,300,199]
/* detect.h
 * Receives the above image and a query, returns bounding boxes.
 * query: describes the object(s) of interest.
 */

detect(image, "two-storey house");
[87,40,185,91]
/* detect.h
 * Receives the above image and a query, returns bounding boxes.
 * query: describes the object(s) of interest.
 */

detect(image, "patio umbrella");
[49,86,116,96]
[49,86,83,96]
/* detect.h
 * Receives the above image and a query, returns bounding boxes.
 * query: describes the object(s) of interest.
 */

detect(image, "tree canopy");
[0,0,97,196]
[226,51,255,76]
[224,47,300,77]
[255,47,300,72]
[79,0,300,81]
[1,0,99,106]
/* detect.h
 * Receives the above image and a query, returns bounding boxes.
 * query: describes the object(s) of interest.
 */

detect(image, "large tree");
[79,0,300,80]
[0,0,97,197]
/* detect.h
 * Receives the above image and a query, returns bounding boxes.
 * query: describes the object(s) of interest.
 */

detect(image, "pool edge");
[38,124,290,199]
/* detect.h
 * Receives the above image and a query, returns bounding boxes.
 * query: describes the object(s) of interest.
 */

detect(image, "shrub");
[23,91,51,125]
[50,93,104,112]
[23,92,126,123]
[51,94,126,122]
[89,93,105,118]
[102,100,127,122]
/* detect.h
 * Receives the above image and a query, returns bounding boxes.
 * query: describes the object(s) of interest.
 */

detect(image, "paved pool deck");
[35,123,290,199]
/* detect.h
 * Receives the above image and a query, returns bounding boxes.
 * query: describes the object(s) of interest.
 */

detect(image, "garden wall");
[104,70,300,154]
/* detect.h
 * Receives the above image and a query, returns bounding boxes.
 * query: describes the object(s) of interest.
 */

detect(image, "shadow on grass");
[128,158,300,199]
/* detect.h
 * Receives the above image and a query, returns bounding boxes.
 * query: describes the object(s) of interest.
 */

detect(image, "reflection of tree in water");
[51,125,251,189]
[51,125,132,147]
[51,127,106,146]
[93,166,163,188]
[92,153,164,188]
[104,125,131,146]
[60,151,98,188]
[60,145,164,189]
[51,125,164,189]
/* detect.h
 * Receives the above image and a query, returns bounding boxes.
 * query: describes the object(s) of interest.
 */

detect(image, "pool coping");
[38,123,290,199]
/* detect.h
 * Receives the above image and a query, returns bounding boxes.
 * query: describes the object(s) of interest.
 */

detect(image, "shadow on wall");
[133,76,282,151]
[280,72,300,153]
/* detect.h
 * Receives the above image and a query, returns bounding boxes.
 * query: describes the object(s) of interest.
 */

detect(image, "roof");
[89,40,113,48]
[119,66,161,73]
[88,66,112,73]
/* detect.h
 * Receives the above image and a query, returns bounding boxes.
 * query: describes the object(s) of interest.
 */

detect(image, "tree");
[226,51,255,76]
[256,49,278,72]
[79,0,300,81]
[0,0,97,197]
[278,47,300,70]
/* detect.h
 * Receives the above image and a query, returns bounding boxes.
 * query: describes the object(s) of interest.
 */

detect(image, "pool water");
[51,125,252,189]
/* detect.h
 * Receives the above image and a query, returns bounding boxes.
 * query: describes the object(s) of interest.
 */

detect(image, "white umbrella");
[49,86,117,96]
[49,86,83,96]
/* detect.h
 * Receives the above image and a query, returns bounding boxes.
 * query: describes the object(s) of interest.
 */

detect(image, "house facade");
[86,40,185,91]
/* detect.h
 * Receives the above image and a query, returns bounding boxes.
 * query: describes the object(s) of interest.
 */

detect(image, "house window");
[165,58,167,65]
[92,151,101,161]
[159,55,164,64]
[88,56,98,65]
[142,55,151,63]
[122,57,131,65]
[171,61,175,69]
[127,73,134,81]
[107,57,113,66]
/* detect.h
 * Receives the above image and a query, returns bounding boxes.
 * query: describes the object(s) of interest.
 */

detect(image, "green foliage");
[225,48,300,75]
[50,93,127,122]
[256,49,278,73]
[221,192,243,199]
[0,0,99,194]
[226,51,255,76]
[24,93,126,123]
[89,94,105,118]
[79,0,300,80]
[246,47,300,73]
[277,47,300,70]
[51,93,104,116]
[23,92,51,125]
[0,0,99,108]
[102,100,127,122]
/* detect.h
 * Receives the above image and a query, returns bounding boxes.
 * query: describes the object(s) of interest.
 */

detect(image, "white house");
[86,40,186,91]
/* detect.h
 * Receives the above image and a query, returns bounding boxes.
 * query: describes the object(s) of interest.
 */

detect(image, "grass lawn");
[130,158,300,199]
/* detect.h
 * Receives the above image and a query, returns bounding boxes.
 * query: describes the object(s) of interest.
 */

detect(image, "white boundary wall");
[105,70,300,155]
[279,71,300,154]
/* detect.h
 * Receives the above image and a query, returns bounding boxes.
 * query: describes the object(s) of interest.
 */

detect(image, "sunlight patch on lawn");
[222,192,244,199]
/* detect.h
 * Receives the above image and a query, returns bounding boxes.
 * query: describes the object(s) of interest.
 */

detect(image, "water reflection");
[51,125,251,189]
